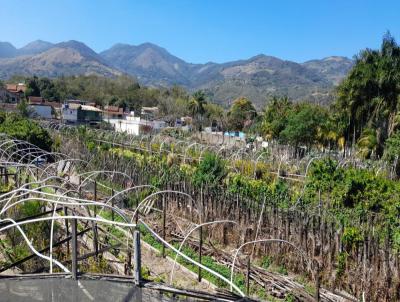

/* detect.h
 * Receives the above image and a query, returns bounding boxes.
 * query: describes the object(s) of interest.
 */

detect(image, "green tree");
[280,103,328,148]
[384,131,400,176]
[158,96,190,122]
[357,128,378,159]
[25,76,40,97]
[0,112,52,151]
[227,97,257,131]
[38,77,59,100]
[335,32,400,156]
[188,90,207,130]
[16,99,31,117]
[204,102,226,130]
[193,152,226,187]
[261,96,292,139]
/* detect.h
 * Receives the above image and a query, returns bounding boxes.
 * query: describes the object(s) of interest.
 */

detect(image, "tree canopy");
[335,31,400,157]
[261,96,292,139]
[227,97,257,131]
[0,111,52,151]
[280,102,328,147]
[259,97,332,148]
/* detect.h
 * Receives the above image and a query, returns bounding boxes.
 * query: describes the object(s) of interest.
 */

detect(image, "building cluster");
[0,83,61,116]
[0,82,193,136]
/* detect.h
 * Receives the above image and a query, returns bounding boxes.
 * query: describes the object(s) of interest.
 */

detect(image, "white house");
[108,114,142,136]
[62,102,102,123]
[107,112,166,136]
[62,103,79,122]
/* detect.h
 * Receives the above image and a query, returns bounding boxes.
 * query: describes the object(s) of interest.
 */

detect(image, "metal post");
[162,195,166,258]
[71,218,78,280]
[198,225,203,282]
[92,180,98,258]
[246,257,251,296]
[64,207,70,255]
[111,189,115,221]
[134,231,142,285]
[92,224,99,259]
[94,180,97,216]
[198,186,203,282]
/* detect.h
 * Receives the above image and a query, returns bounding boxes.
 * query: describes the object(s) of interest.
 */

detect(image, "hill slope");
[0,40,122,79]
[100,44,352,106]
[0,40,353,106]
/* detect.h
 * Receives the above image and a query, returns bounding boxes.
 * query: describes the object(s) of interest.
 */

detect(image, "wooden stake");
[314,261,320,302]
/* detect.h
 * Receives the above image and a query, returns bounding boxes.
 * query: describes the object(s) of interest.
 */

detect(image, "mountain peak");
[57,40,89,48]
[248,54,282,62]
[22,39,52,47]
[137,42,161,48]
[55,40,101,60]
[0,42,17,58]
[322,56,351,62]
[19,40,53,56]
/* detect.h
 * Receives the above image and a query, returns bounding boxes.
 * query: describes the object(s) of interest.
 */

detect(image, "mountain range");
[0,40,353,107]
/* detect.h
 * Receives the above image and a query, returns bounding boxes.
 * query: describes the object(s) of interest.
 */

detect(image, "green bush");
[193,152,226,187]
[342,227,363,248]
[0,111,52,151]
[261,255,272,270]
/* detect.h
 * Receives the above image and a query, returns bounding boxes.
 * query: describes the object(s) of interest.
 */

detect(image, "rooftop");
[6,83,26,93]
[64,103,102,112]
[0,274,247,302]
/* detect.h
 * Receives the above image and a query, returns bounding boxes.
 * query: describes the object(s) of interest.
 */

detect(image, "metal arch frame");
[169,220,238,284]
[229,238,312,292]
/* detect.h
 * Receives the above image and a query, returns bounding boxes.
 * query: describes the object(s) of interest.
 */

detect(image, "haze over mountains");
[0,40,353,106]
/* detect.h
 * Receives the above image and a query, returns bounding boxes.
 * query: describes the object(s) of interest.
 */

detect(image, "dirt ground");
[140,240,217,292]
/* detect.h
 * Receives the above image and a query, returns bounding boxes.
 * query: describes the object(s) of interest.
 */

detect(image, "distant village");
[0,82,194,136]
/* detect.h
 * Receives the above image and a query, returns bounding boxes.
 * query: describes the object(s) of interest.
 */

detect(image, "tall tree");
[335,32,400,157]
[189,90,207,130]
[261,96,292,139]
[25,76,41,97]
[280,102,328,148]
[227,97,257,131]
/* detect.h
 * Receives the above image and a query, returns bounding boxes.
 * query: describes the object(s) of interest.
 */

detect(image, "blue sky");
[0,0,399,63]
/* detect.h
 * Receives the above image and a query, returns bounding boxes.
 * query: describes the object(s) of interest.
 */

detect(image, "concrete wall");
[62,108,78,122]
[152,120,166,130]
[29,105,53,119]
[109,118,141,136]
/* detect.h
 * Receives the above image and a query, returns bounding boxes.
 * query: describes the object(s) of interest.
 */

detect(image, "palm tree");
[336,32,400,157]
[189,90,207,131]
[357,128,378,159]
